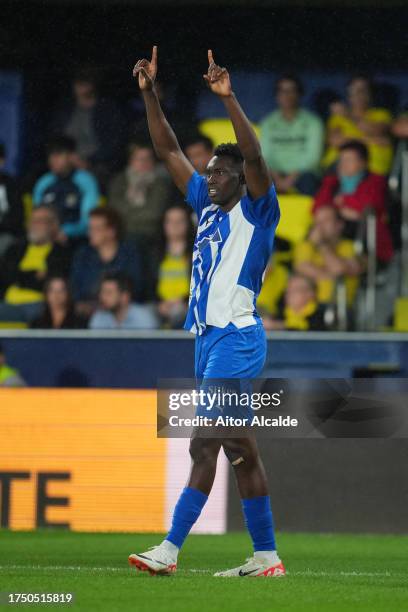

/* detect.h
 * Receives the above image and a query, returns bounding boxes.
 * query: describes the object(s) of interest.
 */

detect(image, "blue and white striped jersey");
[184,171,280,335]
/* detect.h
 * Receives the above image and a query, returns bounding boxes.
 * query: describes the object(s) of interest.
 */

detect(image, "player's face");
[205,156,242,207]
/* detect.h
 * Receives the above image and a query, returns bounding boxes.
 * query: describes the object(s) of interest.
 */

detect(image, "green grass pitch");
[0,530,407,611]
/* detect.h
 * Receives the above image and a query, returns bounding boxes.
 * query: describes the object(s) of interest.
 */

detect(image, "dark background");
[2,2,407,113]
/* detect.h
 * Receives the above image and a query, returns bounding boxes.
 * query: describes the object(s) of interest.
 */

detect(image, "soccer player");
[129,47,285,578]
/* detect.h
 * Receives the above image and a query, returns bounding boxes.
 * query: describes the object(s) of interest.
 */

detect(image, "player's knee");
[189,438,219,466]
[222,439,257,467]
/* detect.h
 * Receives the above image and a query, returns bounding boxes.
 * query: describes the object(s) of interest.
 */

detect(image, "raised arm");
[203,50,271,199]
[133,46,194,195]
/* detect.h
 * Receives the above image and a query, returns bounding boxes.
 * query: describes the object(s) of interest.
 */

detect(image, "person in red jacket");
[313,140,393,262]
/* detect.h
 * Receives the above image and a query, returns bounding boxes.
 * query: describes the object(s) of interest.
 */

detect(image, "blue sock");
[241,496,276,551]
[166,487,208,549]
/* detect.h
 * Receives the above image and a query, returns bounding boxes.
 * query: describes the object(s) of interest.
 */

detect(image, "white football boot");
[129,543,177,576]
[214,554,286,577]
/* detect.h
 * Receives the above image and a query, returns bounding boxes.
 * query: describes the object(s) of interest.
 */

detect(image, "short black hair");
[184,132,214,152]
[213,142,244,165]
[100,272,134,294]
[339,139,369,162]
[275,74,304,96]
[0,142,5,159]
[47,135,76,155]
[0,342,3,355]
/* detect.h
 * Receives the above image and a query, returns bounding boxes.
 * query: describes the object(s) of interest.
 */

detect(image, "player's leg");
[206,323,284,577]
[214,435,285,577]
[129,437,221,575]
[187,436,223,494]
[129,334,219,575]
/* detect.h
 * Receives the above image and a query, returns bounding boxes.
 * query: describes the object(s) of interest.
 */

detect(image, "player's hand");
[203,50,232,97]
[133,46,158,91]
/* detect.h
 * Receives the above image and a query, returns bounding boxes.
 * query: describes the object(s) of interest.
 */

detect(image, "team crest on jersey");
[197,228,222,253]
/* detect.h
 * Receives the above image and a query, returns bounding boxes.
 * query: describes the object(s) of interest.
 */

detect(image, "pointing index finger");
[152,45,158,65]
[208,49,214,66]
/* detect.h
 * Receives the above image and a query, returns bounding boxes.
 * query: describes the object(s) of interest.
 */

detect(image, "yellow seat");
[0,322,28,329]
[393,297,408,331]
[198,118,260,147]
[275,194,313,245]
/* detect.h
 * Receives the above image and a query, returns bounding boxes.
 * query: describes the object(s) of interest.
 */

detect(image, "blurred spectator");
[0,206,71,323]
[294,206,363,305]
[263,275,327,331]
[260,75,324,195]
[108,139,171,246]
[0,143,24,257]
[389,109,408,207]
[256,254,289,318]
[89,273,158,330]
[155,204,194,328]
[184,133,214,175]
[50,67,126,180]
[70,208,143,316]
[323,76,393,176]
[314,140,394,263]
[31,276,87,329]
[0,342,25,387]
[33,136,99,243]
[392,111,408,140]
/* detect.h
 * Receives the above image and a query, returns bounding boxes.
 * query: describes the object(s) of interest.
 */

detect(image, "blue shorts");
[194,322,267,420]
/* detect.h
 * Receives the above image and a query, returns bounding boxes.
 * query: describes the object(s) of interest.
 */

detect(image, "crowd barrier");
[1,331,408,388]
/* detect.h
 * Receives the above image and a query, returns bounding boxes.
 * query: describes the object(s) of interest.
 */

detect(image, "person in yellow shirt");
[0,205,71,323]
[323,76,393,176]
[294,206,364,305]
[0,342,25,387]
[156,204,194,328]
[262,275,327,331]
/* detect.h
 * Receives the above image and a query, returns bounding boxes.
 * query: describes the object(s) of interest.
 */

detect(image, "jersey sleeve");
[241,183,280,228]
[185,171,211,218]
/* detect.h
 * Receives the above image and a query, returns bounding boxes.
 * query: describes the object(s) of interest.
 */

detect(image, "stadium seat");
[198,118,260,147]
[0,322,28,329]
[275,194,313,244]
[393,297,408,331]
